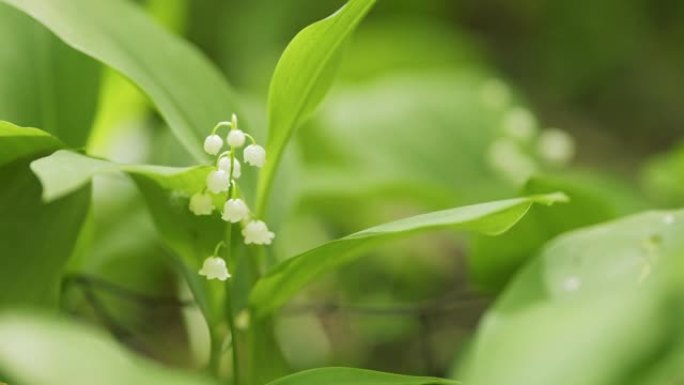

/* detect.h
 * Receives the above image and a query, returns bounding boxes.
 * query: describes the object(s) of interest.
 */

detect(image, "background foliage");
[1,0,684,384]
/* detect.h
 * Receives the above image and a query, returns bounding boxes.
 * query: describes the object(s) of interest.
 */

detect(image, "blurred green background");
[2,0,684,380]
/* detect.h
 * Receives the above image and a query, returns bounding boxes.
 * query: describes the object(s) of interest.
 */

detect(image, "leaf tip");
[535,191,570,206]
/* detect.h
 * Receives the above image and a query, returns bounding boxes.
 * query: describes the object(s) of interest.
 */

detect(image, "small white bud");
[227,129,246,148]
[218,157,241,179]
[537,129,575,166]
[189,192,214,216]
[244,144,266,168]
[203,134,223,155]
[242,220,275,245]
[206,170,231,194]
[199,256,230,281]
[222,198,249,223]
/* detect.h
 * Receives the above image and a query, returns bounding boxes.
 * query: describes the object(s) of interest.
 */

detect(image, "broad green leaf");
[0,312,216,385]
[30,150,118,201]
[0,4,100,148]
[466,287,670,385]
[0,122,88,308]
[30,149,226,324]
[128,166,227,325]
[1,0,238,161]
[466,210,684,384]
[256,0,376,214]
[641,142,684,205]
[250,193,568,316]
[267,367,459,385]
[0,121,63,166]
[470,172,646,292]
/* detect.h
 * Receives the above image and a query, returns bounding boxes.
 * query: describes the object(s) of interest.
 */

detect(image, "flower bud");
[218,157,241,179]
[227,129,246,148]
[242,220,275,245]
[203,134,223,155]
[244,144,266,168]
[189,192,214,215]
[206,170,230,193]
[222,198,249,223]
[199,256,230,281]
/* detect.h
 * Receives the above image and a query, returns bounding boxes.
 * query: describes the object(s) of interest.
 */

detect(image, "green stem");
[225,156,240,385]
[211,121,232,135]
[208,329,224,379]
[225,276,240,385]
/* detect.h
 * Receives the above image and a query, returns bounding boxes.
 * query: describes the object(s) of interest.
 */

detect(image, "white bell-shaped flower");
[242,220,275,245]
[218,156,241,179]
[206,170,231,193]
[227,129,246,148]
[189,192,214,215]
[244,144,266,168]
[203,134,223,155]
[198,256,230,281]
[222,198,249,223]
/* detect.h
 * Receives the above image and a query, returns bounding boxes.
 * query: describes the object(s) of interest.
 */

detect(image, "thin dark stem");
[81,285,134,340]
[63,274,193,307]
[418,313,437,376]
[282,292,488,317]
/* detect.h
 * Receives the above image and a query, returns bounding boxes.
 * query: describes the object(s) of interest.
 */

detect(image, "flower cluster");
[190,114,275,281]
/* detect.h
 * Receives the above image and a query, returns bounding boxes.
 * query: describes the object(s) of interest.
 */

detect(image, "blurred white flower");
[218,156,241,178]
[502,107,538,142]
[203,134,223,155]
[235,310,251,330]
[537,129,575,166]
[227,129,246,148]
[189,192,214,216]
[199,256,230,281]
[222,198,249,223]
[242,220,275,245]
[480,78,512,109]
[244,144,266,168]
[206,170,231,193]
[487,138,537,185]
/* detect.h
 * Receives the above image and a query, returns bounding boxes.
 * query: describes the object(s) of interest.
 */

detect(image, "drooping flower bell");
[242,220,275,245]
[189,192,214,216]
[218,156,241,179]
[199,256,230,281]
[222,198,249,223]
[206,169,231,194]
[244,144,266,168]
[227,129,246,148]
[203,134,223,155]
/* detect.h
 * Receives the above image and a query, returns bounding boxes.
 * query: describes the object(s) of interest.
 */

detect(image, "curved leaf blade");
[267,367,459,385]
[29,149,226,323]
[0,122,88,308]
[1,0,237,161]
[0,121,63,166]
[250,193,568,316]
[257,0,376,214]
[0,312,216,385]
[0,4,100,148]
[466,210,684,385]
